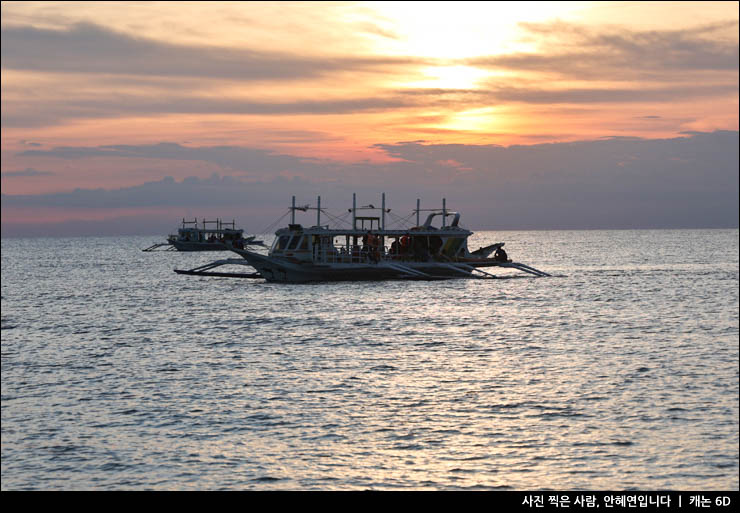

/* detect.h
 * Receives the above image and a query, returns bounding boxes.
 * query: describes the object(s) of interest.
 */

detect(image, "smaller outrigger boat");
[174,194,550,282]
[143,218,263,252]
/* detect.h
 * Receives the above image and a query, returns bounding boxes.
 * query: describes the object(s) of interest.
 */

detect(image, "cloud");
[396,81,736,109]
[476,83,738,105]
[1,173,266,209]
[367,131,739,228]
[354,21,401,41]
[469,20,739,79]
[0,22,426,80]
[260,130,345,144]
[4,82,725,129]
[2,19,735,130]
[1,93,415,128]
[17,142,327,176]
[4,131,738,232]
[1,167,55,178]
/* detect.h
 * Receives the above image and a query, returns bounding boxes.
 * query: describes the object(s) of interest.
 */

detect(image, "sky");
[1,1,738,236]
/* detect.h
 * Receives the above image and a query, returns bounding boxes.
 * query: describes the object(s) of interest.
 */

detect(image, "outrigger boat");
[174,194,550,282]
[143,218,262,252]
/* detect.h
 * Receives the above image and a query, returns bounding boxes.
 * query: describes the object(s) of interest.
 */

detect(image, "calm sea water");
[1,229,738,490]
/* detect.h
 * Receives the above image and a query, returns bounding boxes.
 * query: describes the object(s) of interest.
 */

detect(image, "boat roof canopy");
[279,193,470,236]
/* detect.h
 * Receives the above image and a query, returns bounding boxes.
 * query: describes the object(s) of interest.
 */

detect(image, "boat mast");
[352,193,357,230]
[291,196,296,225]
[316,196,321,227]
[443,198,447,228]
[416,199,420,226]
[381,193,386,230]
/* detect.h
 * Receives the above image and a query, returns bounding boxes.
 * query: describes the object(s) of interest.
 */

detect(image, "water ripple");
[1,230,738,490]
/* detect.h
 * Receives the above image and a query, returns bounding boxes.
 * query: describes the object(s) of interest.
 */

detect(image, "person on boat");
[362,231,381,263]
[398,235,410,259]
[411,236,429,261]
[429,235,443,256]
[494,247,510,262]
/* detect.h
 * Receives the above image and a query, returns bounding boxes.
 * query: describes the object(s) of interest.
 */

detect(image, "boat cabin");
[268,195,471,265]
[169,218,244,244]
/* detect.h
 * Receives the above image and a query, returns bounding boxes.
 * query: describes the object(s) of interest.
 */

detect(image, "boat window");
[287,235,301,250]
[273,235,291,252]
[442,237,465,257]
[299,236,309,250]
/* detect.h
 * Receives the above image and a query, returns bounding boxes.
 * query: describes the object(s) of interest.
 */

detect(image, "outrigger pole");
[142,242,176,252]
[174,258,262,278]
[500,262,551,277]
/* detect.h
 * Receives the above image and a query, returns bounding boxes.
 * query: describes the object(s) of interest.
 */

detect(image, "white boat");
[175,194,550,281]
[143,218,262,252]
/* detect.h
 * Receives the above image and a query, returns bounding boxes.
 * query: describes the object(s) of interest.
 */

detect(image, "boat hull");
[170,237,256,252]
[170,241,230,251]
[229,249,510,282]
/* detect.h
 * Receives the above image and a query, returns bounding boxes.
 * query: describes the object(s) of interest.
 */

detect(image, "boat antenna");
[416,198,420,226]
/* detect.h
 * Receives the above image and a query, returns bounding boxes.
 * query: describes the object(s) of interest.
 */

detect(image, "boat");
[143,218,262,252]
[174,194,550,281]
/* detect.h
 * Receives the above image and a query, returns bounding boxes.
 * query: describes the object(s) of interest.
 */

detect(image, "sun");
[409,65,491,90]
[363,1,586,95]
[364,1,585,60]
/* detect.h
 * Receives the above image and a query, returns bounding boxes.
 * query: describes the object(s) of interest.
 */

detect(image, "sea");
[1,229,738,491]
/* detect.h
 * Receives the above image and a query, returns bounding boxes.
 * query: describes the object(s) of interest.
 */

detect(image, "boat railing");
[313,245,429,264]
[314,246,364,264]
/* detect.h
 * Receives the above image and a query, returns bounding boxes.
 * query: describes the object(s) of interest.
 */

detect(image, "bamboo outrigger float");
[174,194,550,282]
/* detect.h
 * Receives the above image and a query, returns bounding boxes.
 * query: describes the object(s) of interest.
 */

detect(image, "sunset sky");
[1,1,738,236]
